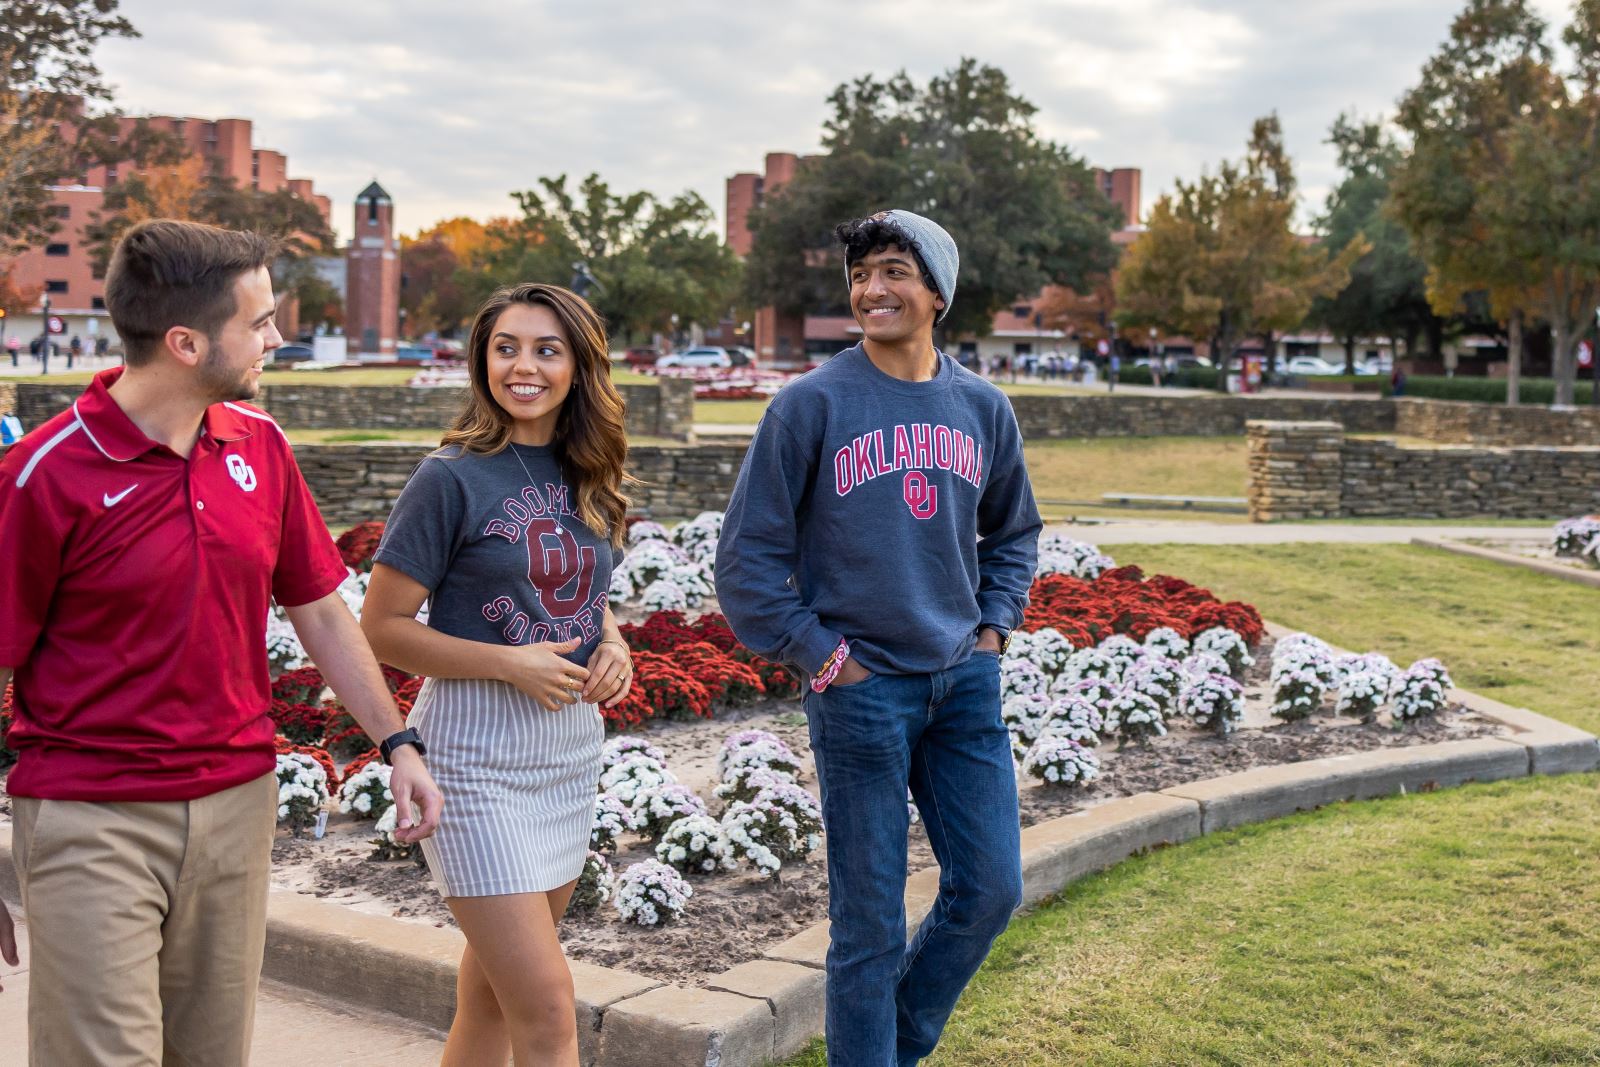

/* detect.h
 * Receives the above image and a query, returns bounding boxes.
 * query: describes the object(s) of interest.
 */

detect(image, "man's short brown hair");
[104,220,277,366]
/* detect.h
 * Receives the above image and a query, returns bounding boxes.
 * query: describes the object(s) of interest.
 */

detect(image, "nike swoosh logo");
[103,484,138,507]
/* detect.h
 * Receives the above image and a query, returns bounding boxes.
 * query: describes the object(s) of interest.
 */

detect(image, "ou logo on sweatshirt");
[903,471,938,519]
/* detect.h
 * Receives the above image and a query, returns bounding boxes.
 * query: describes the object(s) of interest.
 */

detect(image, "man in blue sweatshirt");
[716,210,1041,1065]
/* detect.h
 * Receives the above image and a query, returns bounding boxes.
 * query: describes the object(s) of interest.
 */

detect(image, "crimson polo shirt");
[0,367,348,801]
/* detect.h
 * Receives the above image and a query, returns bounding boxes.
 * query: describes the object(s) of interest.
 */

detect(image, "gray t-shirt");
[374,444,616,666]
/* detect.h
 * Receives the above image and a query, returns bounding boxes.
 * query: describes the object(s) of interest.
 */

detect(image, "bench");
[1098,492,1248,513]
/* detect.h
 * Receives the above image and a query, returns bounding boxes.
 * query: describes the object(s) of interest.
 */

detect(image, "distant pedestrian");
[1391,367,1407,397]
[6,335,19,367]
[1109,351,1121,393]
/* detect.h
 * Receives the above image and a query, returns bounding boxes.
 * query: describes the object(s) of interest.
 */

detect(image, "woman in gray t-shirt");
[362,283,635,1064]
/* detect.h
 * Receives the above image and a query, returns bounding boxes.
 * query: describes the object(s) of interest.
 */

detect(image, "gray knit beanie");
[849,209,959,326]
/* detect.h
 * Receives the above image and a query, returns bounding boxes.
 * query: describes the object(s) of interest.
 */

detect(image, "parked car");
[1284,355,1344,377]
[657,346,732,369]
[624,346,661,369]
[268,343,316,366]
[725,345,758,368]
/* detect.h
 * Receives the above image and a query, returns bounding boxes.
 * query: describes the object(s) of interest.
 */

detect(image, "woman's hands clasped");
[583,638,634,709]
[499,635,633,711]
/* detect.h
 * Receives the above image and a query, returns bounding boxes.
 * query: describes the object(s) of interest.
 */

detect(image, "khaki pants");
[12,772,278,1067]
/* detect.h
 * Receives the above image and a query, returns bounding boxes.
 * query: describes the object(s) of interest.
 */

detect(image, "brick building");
[3,103,331,354]
[724,153,1145,368]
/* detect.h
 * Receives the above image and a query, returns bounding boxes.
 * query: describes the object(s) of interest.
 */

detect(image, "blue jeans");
[805,650,1023,1066]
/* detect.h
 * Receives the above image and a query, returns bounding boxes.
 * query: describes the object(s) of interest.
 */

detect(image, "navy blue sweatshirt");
[715,345,1041,677]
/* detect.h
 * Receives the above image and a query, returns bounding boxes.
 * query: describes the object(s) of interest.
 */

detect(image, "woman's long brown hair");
[440,283,633,548]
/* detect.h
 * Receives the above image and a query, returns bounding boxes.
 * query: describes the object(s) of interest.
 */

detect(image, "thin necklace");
[509,442,563,535]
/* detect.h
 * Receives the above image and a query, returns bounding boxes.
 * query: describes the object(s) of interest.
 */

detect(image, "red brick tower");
[345,180,399,357]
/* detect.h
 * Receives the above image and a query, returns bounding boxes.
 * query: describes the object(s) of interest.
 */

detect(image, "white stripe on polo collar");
[222,402,287,440]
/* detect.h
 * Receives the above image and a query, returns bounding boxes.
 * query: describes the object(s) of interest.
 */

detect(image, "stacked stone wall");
[1246,419,1600,521]
[1393,397,1600,447]
[1008,394,1394,439]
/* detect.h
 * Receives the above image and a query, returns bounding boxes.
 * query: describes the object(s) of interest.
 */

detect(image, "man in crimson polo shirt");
[0,219,442,1065]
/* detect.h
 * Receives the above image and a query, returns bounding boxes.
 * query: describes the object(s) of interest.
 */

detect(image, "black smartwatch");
[379,728,426,765]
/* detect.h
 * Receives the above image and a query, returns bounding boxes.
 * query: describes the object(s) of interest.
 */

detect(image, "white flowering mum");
[599,755,677,808]
[614,859,692,926]
[639,579,689,613]
[1054,675,1118,709]
[1272,636,1336,687]
[370,803,418,860]
[1180,673,1245,735]
[722,797,820,878]
[1002,693,1053,750]
[1191,627,1254,678]
[752,782,823,828]
[1332,652,1400,690]
[673,511,724,551]
[1271,667,1327,722]
[265,608,308,672]
[1391,673,1448,725]
[633,783,710,840]
[1553,515,1600,557]
[334,568,369,619]
[667,563,714,608]
[275,752,330,832]
[337,761,393,820]
[1063,647,1121,686]
[717,735,803,782]
[627,520,672,546]
[1036,535,1117,578]
[1096,634,1145,674]
[1124,654,1184,712]
[602,736,667,772]
[712,764,797,806]
[1001,658,1051,701]
[655,814,738,875]
[1023,736,1101,786]
[1104,687,1166,747]
[1037,695,1105,746]
[1335,670,1389,720]
[607,568,635,602]
[591,792,637,852]
[571,850,615,911]
[1181,651,1232,684]
[1006,628,1075,677]
[1142,627,1190,659]
[1403,658,1453,692]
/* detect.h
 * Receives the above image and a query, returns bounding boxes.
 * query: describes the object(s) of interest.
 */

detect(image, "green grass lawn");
[781,545,1600,1066]
[8,366,657,387]
[1025,437,1248,523]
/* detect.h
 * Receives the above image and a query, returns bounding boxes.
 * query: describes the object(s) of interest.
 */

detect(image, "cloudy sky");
[96,0,1576,243]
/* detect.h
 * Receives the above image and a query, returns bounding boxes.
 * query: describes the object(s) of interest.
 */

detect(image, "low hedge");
[1389,376,1596,406]
[1118,366,1220,390]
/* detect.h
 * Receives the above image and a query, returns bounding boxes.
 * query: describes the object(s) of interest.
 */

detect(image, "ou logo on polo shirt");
[226,454,258,492]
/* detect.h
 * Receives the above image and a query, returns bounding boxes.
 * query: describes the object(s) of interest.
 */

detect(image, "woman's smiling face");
[485,302,575,445]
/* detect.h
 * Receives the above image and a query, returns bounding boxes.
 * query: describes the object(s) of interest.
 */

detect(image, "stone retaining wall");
[1247,419,1600,521]
[1008,394,1395,438]
[299,441,746,529]
[1394,396,1600,447]
[12,377,696,441]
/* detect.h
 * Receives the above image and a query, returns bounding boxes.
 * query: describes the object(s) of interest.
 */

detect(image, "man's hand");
[0,899,18,992]
[386,746,442,844]
[833,656,872,687]
[975,627,1004,654]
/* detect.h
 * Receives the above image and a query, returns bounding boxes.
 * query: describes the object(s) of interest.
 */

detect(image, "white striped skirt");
[406,676,604,898]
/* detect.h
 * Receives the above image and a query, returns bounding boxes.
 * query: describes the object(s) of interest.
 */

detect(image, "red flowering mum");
[270,699,330,746]
[393,675,425,712]
[271,666,325,706]
[335,521,386,572]
[672,642,766,705]
[1021,572,1263,647]
[0,683,15,770]
[734,649,801,699]
[341,746,382,782]
[620,611,704,652]
[381,664,413,694]
[630,650,713,722]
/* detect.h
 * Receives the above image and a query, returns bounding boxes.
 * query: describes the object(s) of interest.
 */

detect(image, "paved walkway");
[0,904,448,1064]
[0,353,119,377]
[1045,520,1548,544]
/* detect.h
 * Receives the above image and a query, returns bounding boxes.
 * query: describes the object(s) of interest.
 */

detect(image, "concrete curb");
[1410,536,1600,589]
[3,625,1595,1066]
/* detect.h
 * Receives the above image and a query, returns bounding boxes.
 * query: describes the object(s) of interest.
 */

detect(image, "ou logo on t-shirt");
[226,454,258,492]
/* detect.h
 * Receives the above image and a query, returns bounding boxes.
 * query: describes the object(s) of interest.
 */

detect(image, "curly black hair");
[833,214,939,295]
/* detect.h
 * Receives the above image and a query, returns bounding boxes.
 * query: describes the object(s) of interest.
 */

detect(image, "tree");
[1116,116,1366,389]
[1392,0,1600,405]
[464,173,742,344]
[0,1,180,254]
[1309,115,1435,373]
[398,236,468,337]
[82,167,336,275]
[743,59,1122,340]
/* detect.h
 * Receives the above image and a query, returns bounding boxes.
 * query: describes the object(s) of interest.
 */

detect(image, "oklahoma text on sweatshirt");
[715,345,1041,677]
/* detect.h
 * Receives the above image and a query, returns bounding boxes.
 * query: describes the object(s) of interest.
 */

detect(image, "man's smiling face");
[849,245,944,342]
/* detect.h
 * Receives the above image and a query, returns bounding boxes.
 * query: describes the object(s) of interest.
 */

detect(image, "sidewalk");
[1048,521,1549,544]
[0,353,119,378]
[0,904,448,1064]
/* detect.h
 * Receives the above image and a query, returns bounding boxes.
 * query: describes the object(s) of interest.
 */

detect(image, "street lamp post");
[39,294,51,376]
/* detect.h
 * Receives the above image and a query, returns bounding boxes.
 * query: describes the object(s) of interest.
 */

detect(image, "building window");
[45,280,69,294]
[368,198,379,224]
[54,204,71,219]
[105,166,118,185]
[91,296,106,310]
[45,243,70,256]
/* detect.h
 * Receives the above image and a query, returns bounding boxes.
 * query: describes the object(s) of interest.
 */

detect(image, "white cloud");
[91,0,1584,242]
